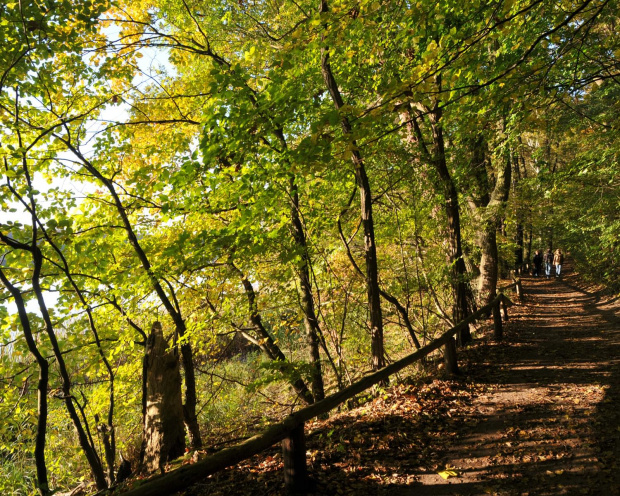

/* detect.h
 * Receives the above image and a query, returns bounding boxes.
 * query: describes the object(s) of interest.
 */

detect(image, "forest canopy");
[0,0,618,494]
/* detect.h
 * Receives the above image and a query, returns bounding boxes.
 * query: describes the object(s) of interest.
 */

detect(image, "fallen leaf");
[438,470,459,479]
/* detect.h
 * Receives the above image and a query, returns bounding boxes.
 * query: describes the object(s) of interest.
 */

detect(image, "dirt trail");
[406,266,620,495]
[186,265,620,496]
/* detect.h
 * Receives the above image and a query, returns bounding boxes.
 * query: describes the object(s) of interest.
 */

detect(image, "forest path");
[405,265,620,496]
[188,265,620,496]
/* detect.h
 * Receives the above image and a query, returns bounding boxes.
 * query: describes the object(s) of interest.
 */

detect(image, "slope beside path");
[179,265,620,496]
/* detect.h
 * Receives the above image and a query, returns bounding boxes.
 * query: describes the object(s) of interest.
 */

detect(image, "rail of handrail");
[117,279,522,496]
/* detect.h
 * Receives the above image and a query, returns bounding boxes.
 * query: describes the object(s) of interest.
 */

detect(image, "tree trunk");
[513,151,524,273]
[427,106,471,346]
[515,221,524,272]
[404,103,469,344]
[289,177,325,402]
[0,269,50,496]
[139,336,149,469]
[282,424,307,494]
[97,418,116,484]
[478,226,499,307]
[274,123,339,394]
[143,322,186,473]
[466,133,512,307]
[526,224,533,270]
[319,0,384,370]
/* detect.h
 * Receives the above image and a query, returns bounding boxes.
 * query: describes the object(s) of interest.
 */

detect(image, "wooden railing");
[119,280,522,496]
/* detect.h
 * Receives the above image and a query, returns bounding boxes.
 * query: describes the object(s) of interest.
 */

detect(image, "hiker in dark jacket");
[553,249,564,278]
[533,250,543,277]
[543,249,554,279]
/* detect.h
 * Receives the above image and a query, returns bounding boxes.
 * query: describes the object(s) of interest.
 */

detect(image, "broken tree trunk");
[143,322,186,473]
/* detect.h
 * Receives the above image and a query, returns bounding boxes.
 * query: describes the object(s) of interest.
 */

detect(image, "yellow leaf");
[438,470,458,479]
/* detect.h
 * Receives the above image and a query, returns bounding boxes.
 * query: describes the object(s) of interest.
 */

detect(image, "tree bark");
[426,106,471,346]
[405,101,470,345]
[282,423,307,494]
[526,224,533,271]
[479,149,512,304]
[478,226,499,306]
[513,152,524,273]
[289,177,325,402]
[515,221,524,272]
[319,0,385,370]
[143,322,186,473]
[466,133,512,307]
[0,268,50,496]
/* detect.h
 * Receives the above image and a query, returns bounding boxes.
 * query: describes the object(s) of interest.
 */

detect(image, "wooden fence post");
[493,299,503,341]
[444,337,458,374]
[515,279,523,302]
[501,294,509,321]
[283,423,307,495]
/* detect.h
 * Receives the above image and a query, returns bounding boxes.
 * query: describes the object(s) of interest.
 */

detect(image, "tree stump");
[143,322,186,473]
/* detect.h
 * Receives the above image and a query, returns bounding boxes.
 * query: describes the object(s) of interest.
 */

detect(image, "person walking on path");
[543,248,554,279]
[532,250,543,277]
[554,249,564,278]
